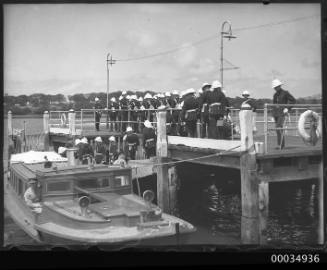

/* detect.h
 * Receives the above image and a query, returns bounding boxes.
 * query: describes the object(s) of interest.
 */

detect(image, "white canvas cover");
[10,151,68,164]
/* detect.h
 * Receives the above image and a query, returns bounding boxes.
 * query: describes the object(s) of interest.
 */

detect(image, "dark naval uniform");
[94,102,102,131]
[142,127,156,158]
[181,93,199,138]
[125,133,140,160]
[168,96,179,136]
[94,142,106,164]
[204,89,227,139]
[119,96,129,132]
[80,143,94,164]
[272,88,296,149]
[109,100,119,131]
[107,142,118,164]
[198,91,209,138]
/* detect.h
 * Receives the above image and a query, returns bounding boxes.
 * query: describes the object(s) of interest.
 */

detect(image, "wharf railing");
[48,104,322,152]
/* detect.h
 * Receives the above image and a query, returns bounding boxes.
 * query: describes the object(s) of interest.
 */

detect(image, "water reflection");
[177,163,318,245]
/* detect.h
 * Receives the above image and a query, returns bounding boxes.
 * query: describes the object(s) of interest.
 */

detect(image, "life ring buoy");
[60,113,67,127]
[298,110,322,145]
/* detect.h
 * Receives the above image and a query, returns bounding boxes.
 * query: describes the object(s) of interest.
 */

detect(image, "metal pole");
[264,103,268,153]
[106,53,110,110]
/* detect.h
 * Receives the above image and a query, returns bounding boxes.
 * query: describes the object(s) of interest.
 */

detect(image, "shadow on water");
[175,163,318,245]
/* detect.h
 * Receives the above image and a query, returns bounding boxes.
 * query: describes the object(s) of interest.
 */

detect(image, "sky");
[4,3,321,98]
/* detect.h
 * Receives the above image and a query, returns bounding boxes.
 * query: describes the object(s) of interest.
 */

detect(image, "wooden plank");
[167,136,241,152]
[258,159,273,174]
[259,164,320,182]
[256,148,322,160]
[168,148,240,169]
[298,157,309,171]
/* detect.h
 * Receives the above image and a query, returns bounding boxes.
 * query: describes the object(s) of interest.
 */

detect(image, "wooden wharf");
[6,105,324,245]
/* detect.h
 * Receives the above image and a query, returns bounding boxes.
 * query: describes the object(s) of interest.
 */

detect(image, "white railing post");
[8,111,13,137]
[68,109,76,135]
[43,111,50,151]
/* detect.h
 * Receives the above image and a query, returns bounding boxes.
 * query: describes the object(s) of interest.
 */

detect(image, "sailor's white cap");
[131,95,137,100]
[198,88,203,94]
[182,88,195,97]
[81,137,88,144]
[212,80,222,89]
[144,93,152,99]
[172,90,179,95]
[122,90,127,95]
[272,79,283,88]
[95,97,99,102]
[138,97,143,102]
[126,126,133,132]
[165,92,171,97]
[242,90,250,96]
[110,97,116,102]
[202,82,211,88]
[75,139,81,145]
[58,146,67,154]
[95,136,102,142]
[126,95,131,100]
[119,95,123,101]
[109,136,116,142]
[144,120,152,128]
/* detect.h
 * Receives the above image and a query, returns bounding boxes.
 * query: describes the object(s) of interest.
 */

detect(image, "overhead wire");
[115,14,318,63]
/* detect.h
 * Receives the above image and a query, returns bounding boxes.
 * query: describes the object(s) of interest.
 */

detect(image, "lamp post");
[220,21,237,89]
[106,53,116,129]
[106,53,116,109]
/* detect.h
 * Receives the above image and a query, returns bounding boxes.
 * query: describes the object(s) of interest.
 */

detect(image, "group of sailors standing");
[59,77,295,162]
[93,79,259,140]
[58,118,157,165]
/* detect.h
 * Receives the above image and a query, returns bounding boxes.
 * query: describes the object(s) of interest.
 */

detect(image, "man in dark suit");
[271,79,296,149]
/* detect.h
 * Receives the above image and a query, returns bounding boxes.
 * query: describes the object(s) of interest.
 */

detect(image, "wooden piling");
[318,162,324,244]
[68,109,76,136]
[239,108,260,244]
[43,111,50,151]
[8,111,13,137]
[168,166,179,216]
[156,110,170,213]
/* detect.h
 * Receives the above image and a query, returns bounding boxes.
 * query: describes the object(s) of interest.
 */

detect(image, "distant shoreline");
[4,114,43,119]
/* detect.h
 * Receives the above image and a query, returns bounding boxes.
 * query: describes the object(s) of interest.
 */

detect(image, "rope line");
[130,144,242,170]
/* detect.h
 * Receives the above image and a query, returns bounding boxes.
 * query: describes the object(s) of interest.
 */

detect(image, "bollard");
[66,148,77,166]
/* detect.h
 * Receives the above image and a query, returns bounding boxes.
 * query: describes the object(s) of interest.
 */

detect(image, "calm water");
[3,117,319,247]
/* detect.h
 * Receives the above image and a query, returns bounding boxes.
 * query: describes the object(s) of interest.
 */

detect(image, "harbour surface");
[3,117,319,247]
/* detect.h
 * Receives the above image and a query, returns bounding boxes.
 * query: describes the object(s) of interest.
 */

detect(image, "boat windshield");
[75,175,130,190]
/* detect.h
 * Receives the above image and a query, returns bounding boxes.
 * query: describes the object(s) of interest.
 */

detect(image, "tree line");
[4,91,321,115]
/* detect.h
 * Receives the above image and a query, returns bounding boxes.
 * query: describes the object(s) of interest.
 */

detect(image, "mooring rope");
[130,144,243,170]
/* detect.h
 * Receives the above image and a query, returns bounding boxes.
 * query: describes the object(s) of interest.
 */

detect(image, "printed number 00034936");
[271,254,320,263]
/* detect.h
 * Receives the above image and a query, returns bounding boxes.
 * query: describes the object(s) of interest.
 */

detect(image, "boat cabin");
[9,162,133,203]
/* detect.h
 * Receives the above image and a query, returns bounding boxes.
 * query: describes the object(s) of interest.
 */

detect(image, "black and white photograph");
[3,2,324,250]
